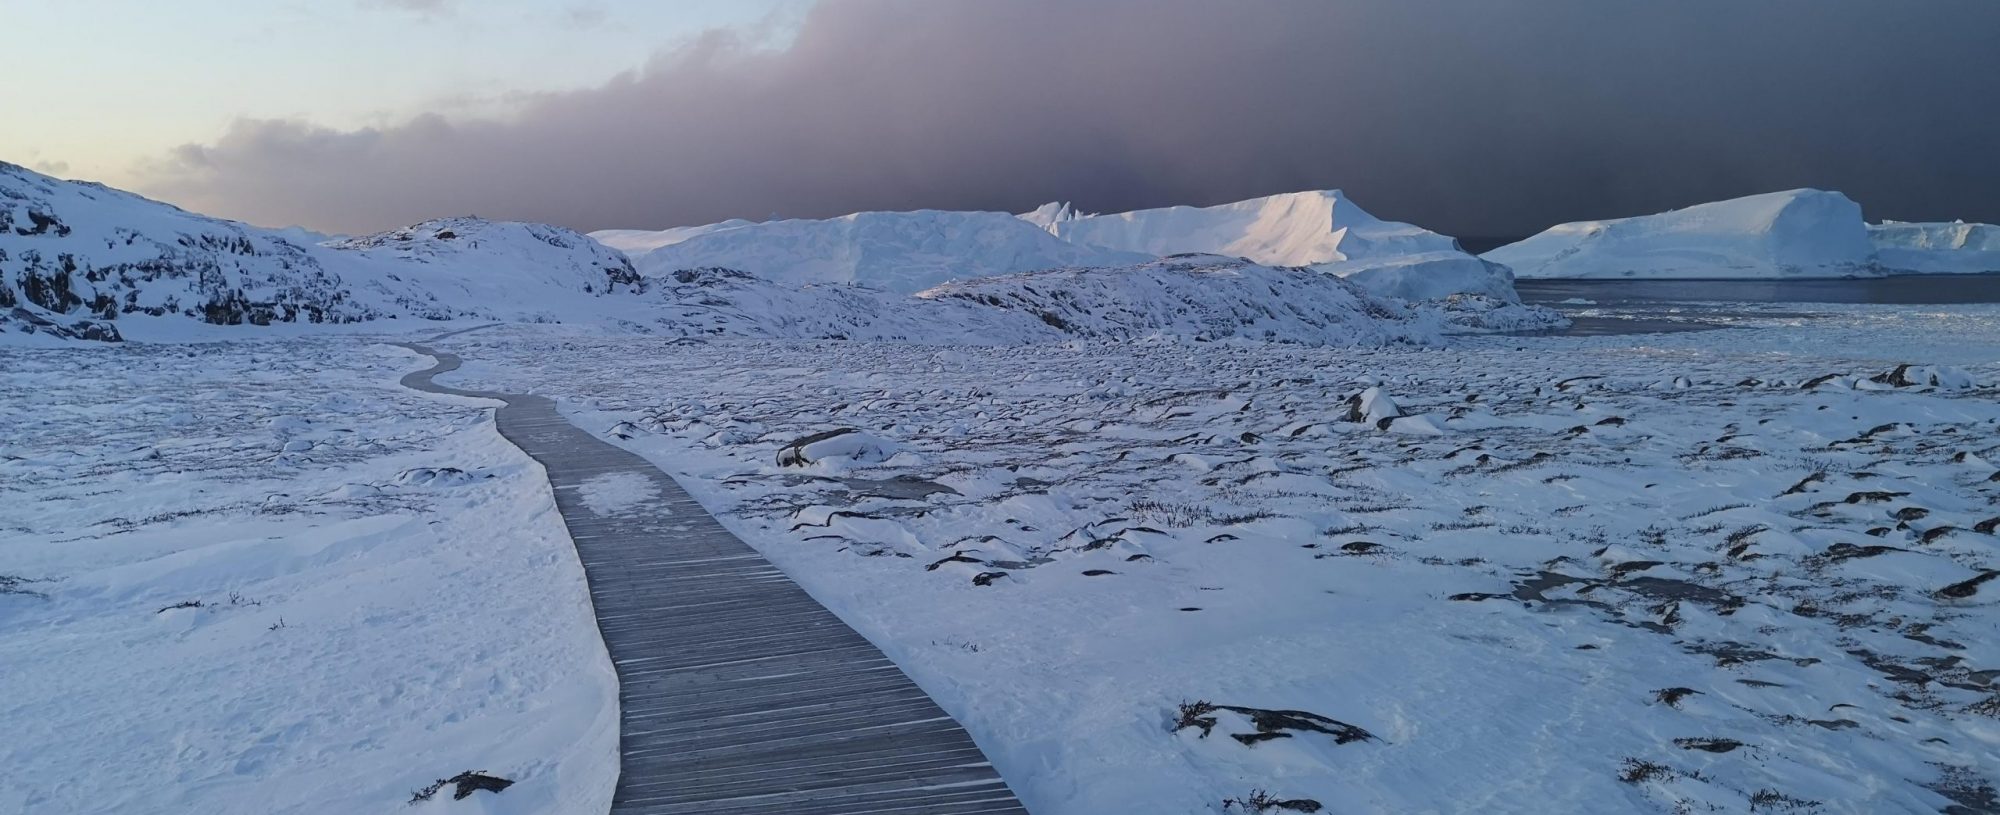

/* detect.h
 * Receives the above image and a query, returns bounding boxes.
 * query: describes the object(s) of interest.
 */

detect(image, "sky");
[7,0,2000,239]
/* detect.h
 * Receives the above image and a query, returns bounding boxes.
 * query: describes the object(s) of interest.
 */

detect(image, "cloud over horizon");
[138,0,2000,238]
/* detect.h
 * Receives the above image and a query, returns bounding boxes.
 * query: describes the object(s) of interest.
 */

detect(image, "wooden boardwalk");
[396,342,1028,814]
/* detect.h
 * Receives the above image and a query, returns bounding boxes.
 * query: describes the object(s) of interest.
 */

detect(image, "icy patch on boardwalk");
[577,471,664,517]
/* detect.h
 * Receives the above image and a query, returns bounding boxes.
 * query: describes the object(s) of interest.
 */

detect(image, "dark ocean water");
[1506,275,2000,336]
[1516,275,2000,306]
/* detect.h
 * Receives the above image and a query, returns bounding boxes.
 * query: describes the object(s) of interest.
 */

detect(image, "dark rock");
[409,771,514,803]
[1824,542,1903,562]
[776,428,860,467]
[1222,790,1323,813]
[1870,364,1919,388]
[1845,491,1910,504]
[1654,687,1700,708]
[1937,571,2000,601]
[1674,737,1743,753]
[925,553,983,571]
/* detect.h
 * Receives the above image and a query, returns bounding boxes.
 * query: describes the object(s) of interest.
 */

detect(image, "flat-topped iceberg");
[596,209,1148,294]
[1485,189,1880,280]
[1031,189,1519,302]
[1871,220,2000,274]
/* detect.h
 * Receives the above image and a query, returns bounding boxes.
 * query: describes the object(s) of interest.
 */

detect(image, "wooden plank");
[394,343,1027,814]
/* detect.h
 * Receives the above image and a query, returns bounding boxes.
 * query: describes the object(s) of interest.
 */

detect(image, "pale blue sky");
[1,0,802,186]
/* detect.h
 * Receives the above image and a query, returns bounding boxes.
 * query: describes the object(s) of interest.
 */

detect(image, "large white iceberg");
[1485,189,1880,280]
[595,210,1147,294]
[1870,220,2000,274]
[1032,190,1518,301]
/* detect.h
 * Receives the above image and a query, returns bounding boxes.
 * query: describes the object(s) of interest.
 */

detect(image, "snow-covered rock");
[776,428,902,468]
[326,217,644,321]
[1429,293,1570,333]
[1870,220,2000,275]
[1487,189,1881,280]
[1,161,371,333]
[646,258,1449,346]
[0,162,648,340]
[1038,190,1519,301]
[918,256,1445,346]
[642,266,1036,343]
[1344,387,1402,423]
[611,210,1149,294]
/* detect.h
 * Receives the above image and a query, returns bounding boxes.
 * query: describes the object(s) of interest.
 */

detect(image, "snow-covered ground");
[398,301,2000,814]
[0,340,617,815]
[4,179,1997,812]
[6,303,2000,813]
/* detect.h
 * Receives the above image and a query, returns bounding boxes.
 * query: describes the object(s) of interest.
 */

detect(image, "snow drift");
[1870,220,2000,275]
[1486,189,1881,279]
[601,210,1148,294]
[1031,190,1520,302]
[0,162,643,341]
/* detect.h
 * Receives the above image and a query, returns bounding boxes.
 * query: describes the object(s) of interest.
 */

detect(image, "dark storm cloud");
[141,0,2000,238]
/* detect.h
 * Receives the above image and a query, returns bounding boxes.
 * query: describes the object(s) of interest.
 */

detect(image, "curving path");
[394,341,1028,814]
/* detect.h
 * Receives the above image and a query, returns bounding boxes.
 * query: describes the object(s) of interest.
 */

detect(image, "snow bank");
[613,210,1148,294]
[1036,190,1520,301]
[1871,220,2000,274]
[1487,189,1880,279]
